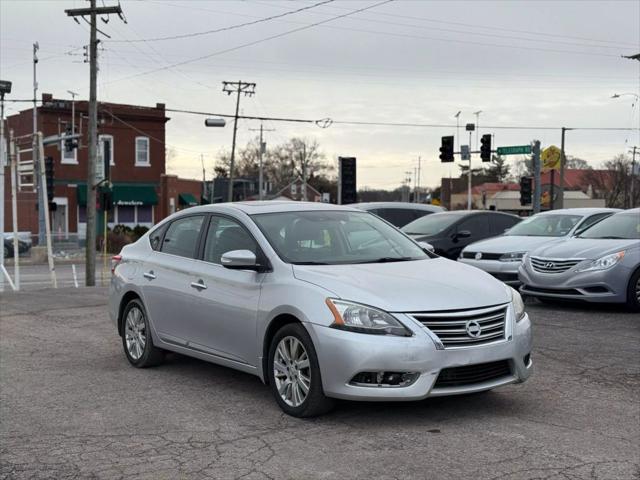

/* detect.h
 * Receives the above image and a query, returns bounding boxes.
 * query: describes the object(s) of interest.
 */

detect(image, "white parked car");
[458,208,619,285]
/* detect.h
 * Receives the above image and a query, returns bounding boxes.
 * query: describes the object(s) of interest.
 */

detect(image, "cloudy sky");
[1,0,639,189]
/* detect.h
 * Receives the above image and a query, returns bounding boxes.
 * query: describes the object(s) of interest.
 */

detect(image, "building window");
[117,205,136,223]
[99,134,115,166]
[137,205,153,223]
[135,137,150,166]
[61,142,77,164]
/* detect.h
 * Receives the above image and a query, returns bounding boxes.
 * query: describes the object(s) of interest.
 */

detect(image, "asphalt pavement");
[1,288,639,480]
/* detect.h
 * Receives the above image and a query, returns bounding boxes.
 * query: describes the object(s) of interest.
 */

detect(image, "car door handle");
[190,280,207,291]
[143,271,156,280]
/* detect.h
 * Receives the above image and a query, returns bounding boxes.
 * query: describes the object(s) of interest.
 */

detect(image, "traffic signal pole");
[532,140,541,214]
[37,133,56,287]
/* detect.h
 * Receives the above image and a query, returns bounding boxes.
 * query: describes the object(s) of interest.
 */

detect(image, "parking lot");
[1,288,638,480]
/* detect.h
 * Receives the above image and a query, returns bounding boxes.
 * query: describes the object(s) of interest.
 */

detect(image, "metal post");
[559,127,566,209]
[467,130,472,209]
[631,146,637,207]
[337,158,342,205]
[10,130,19,290]
[258,124,264,200]
[416,156,421,203]
[533,140,541,214]
[550,169,555,210]
[302,143,307,202]
[37,133,56,288]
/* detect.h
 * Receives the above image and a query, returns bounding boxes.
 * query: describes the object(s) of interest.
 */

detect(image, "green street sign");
[497,145,531,155]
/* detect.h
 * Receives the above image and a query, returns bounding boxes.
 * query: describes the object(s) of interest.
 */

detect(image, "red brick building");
[3,93,202,240]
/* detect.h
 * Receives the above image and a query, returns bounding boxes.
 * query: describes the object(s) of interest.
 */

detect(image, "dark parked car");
[354,202,445,228]
[3,237,31,258]
[401,210,522,259]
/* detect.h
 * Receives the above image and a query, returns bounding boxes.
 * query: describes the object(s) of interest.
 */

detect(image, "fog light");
[350,371,419,387]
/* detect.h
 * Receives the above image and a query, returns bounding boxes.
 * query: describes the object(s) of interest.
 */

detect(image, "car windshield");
[401,213,460,236]
[505,214,581,237]
[251,210,428,265]
[577,213,640,239]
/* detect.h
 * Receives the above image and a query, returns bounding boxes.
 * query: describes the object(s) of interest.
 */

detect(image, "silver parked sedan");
[109,202,533,417]
[459,208,619,286]
[519,209,640,310]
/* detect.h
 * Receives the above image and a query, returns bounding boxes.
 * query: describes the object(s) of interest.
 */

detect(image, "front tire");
[267,323,334,418]
[121,299,164,368]
[626,269,640,312]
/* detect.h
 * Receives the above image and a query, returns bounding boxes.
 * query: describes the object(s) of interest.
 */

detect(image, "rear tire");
[267,323,335,418]
[626,269,640,312]
[121,299,164,368]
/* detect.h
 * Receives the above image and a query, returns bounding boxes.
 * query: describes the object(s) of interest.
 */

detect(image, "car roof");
[536,207,621,216]
[433,210,520,218]
[177,201,362,216]
[354,202,445,212]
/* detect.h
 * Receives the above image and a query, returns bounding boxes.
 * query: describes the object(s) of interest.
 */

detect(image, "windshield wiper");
[291,261,330,265]
[363,257,416,263]
[591,236,627,239]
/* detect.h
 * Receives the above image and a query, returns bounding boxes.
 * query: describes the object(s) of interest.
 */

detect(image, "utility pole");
[630,146,637,207]
[249,123,274,200]
[0,80,10,292]
[66,0,123,287]
[33,42,47,246]
[558,127,570,209]
[222,80,255,202]
[67,90,78,139]
[416,156,421,203]
[532,140,542,214]
[474,110,482,151]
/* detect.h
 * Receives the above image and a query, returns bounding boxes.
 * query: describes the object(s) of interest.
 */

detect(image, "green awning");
[179,193,199,206]
[77,184,158,206]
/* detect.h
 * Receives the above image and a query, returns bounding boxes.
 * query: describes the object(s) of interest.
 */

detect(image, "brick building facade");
[3,93,202,241]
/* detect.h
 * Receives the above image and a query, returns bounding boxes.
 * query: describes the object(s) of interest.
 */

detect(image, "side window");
[576,213,609,233]
[379,209,417,227]
[203,216,258,264]
[160,215,204,258]
[490,214,520,234]
[458,215,490,238]
[148,224,167,251]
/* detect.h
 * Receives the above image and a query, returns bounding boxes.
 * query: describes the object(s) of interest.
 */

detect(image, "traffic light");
[480,134,492,162]
[520,176,533,206]
[44,156,54,202]
[339,157,357,204]
[99,189,113,211]
[64,127,78,153]
[439,136,454,162]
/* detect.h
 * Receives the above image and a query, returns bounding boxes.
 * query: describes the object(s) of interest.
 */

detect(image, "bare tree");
[582,154,638,208]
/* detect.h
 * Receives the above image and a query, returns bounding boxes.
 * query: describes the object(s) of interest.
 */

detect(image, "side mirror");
[221,250,259,270]
[418,241,435,253]
[456,230,471,239]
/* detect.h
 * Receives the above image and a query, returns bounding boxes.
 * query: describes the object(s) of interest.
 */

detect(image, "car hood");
[292,257,511,312]
[463,235,565,254]
[529,238,640,260]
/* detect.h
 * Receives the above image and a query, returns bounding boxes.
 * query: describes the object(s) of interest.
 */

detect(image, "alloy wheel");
[273,336,311,407]
[124,306,146,360]
[636,277,640,303]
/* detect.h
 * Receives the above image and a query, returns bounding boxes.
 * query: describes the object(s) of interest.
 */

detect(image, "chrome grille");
[412,305,507,348]
[530,256,582,274]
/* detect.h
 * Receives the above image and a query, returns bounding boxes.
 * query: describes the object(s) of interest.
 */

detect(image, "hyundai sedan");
[109,202,533,417]
[519,209,640,310]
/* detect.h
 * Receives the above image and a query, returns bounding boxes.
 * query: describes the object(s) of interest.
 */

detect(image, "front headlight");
[576,251,625,273]
[326,298,412,337]
[510,287,526,322]
[499,251,526,262]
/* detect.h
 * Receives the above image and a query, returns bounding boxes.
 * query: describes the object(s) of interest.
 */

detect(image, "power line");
[289,0,638,48]
[99,0,394,86]
[108,0,335,43]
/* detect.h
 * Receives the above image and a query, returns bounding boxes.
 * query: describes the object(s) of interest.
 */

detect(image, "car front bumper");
[458,258,522,285]
[305,311,532,401]
[518,263,630,304]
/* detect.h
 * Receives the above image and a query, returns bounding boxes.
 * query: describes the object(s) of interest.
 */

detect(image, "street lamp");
[621,53,640,61]
[611,93,639,100]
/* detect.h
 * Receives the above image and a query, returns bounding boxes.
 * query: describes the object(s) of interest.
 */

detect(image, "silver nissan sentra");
[109,202,533,417]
